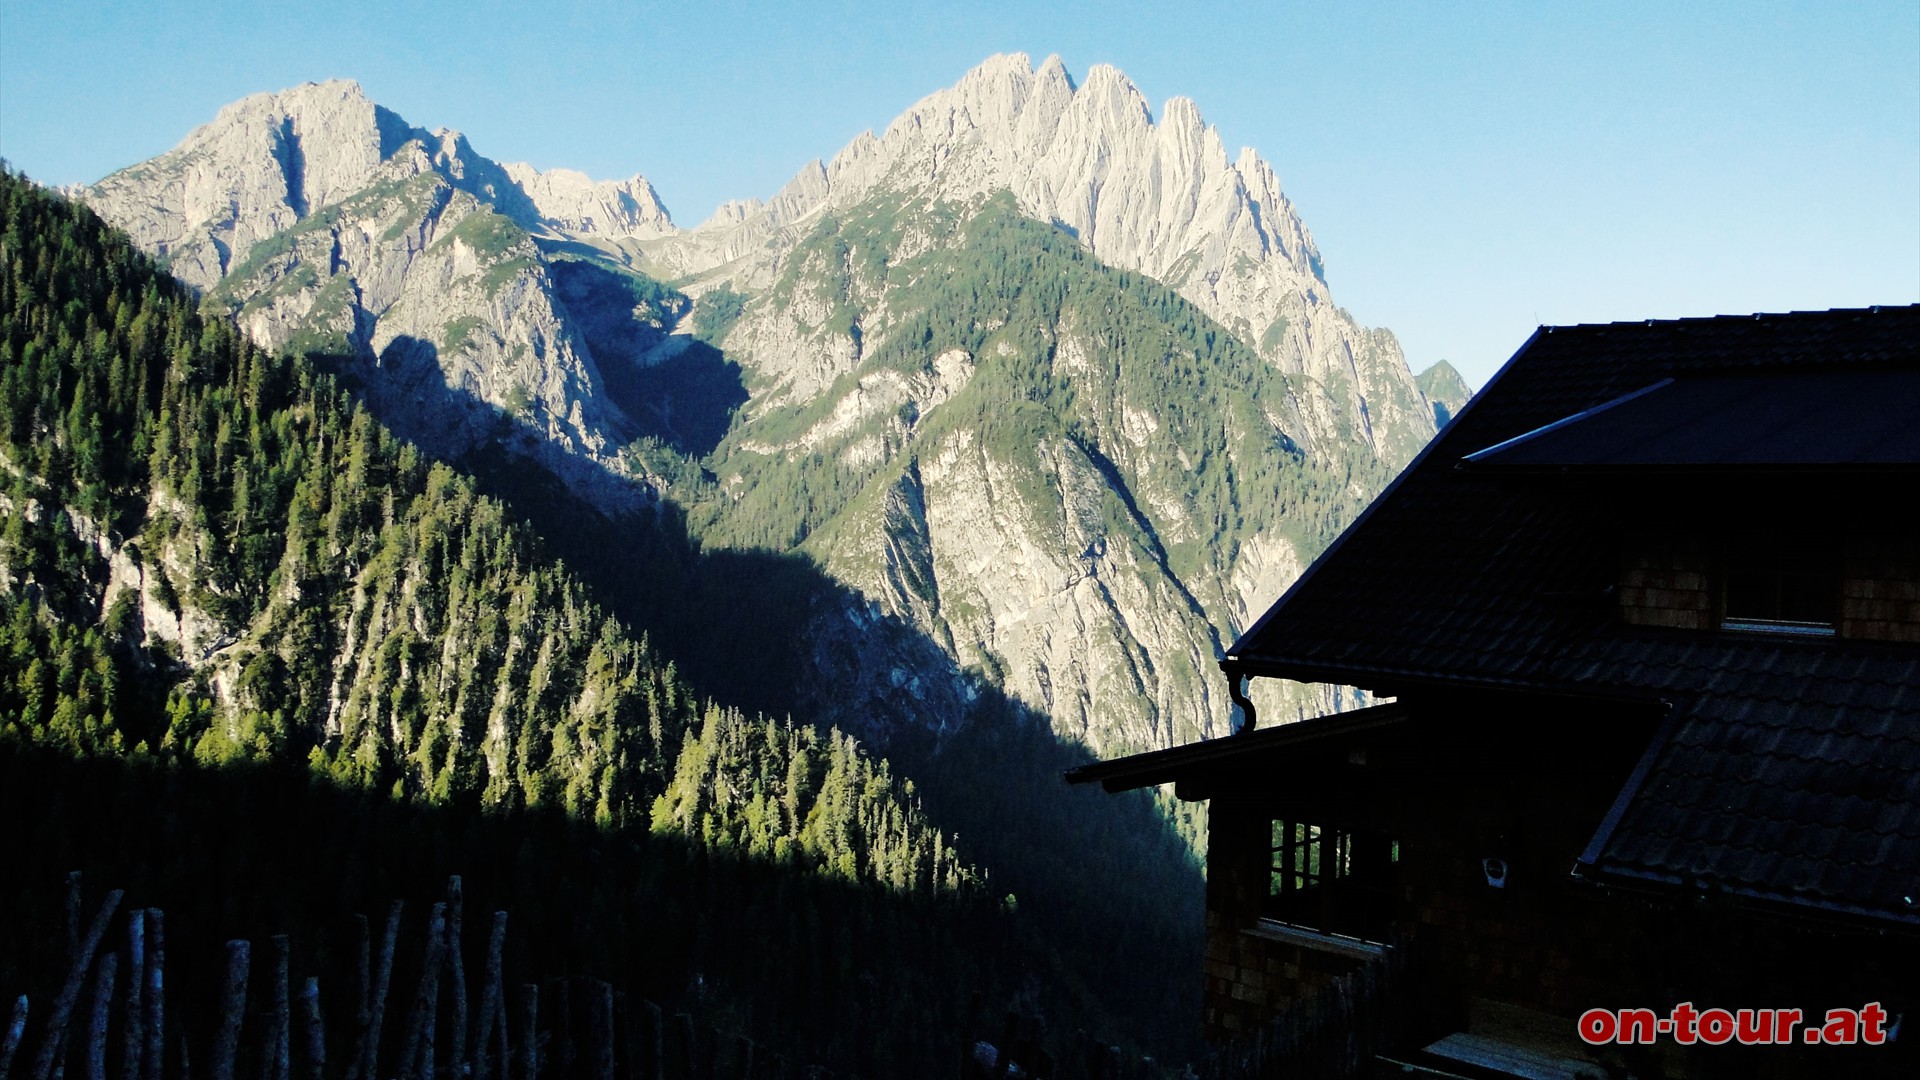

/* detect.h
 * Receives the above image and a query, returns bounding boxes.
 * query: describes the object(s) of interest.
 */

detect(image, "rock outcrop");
[1416,359,1474,429]
[501,163,674,240]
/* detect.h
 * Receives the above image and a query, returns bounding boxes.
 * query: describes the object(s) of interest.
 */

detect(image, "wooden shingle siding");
[1841,532,1920,642]
[1620,526,1920,640]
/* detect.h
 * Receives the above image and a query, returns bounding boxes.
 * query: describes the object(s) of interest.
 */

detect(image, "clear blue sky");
[3,1,1915,387]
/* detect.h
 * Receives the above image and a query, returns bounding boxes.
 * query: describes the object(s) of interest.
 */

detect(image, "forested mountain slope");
[0,169,1200,1071]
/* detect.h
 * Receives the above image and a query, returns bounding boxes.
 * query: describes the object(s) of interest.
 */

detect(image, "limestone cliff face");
[501,163,674,240]
[643,57,1475,754]
[76,81,662,507]
[656,54,1440,467]
[81,80,399,292]
[81,81,674,275]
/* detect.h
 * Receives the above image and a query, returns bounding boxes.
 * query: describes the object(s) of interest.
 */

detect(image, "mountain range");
[73,54,1468,765]
[0,53,1479,1070]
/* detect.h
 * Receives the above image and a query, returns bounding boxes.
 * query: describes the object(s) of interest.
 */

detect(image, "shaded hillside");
[0,168,1203,1070]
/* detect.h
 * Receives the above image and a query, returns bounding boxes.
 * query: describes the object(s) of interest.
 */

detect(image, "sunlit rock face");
[79,80,672,507]
[78,58,1466,755]
[656,53,1439,467]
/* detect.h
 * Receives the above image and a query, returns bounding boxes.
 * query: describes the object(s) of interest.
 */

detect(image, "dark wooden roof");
[1461,368,1920,472]
[1226,304,1920,928]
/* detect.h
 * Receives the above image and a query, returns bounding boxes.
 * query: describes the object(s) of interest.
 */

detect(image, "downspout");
[1222,660,1258,733]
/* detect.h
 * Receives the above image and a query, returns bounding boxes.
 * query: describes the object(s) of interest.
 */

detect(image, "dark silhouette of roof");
[1224,304,1920,927]
[1461,368,1920,472]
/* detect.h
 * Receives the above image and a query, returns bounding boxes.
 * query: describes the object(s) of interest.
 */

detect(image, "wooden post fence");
[7,875,1119,1080]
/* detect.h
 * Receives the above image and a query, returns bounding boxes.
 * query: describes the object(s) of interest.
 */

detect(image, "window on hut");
[1722,531,1838,636]
[1266,821,1399,941]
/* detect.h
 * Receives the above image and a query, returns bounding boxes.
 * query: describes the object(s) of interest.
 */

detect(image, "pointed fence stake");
[122,914,144,1080]
[399,905,447,1080]
[343,916,369,1080]
[517,986,538,1080]
[488,989,509,1080]
[207,941,249,1080]
[142,912,163,1080]
[419,1004,435,1080]
[472,915,506,1080]
[31,887,124,1080]
[359,902,405,1080]
[83,953,117,1080]
[301,979,325,1080]
[445,881,467,1080]
[2,996,29,1080]
[64,875,82,969]
[270,937,291,1080]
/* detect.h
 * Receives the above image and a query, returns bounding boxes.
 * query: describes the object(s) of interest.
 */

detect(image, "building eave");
[1062,702,1410,794]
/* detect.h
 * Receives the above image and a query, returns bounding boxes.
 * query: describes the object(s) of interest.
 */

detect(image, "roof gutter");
[1217,655,1672,709]
[1569,863,1920,936]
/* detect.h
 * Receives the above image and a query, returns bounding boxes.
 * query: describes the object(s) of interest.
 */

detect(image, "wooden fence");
[0,874,864,1080]
[3,876,1189,1080]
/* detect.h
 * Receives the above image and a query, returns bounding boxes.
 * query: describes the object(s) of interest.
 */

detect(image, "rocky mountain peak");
[648,53,1430,462]
[83,78,396,288]
[1073,61,1152,125]
[665,53,1320,304]
[75,85,687,510]
[500,163,673,240]
[1415,360,1474,428]
[83,80,673,291]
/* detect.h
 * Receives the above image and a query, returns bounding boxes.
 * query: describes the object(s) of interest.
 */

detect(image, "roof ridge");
[1542,302,1920,334]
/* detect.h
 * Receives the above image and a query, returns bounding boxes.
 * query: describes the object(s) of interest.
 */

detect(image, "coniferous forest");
[0,168,1207,1076]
